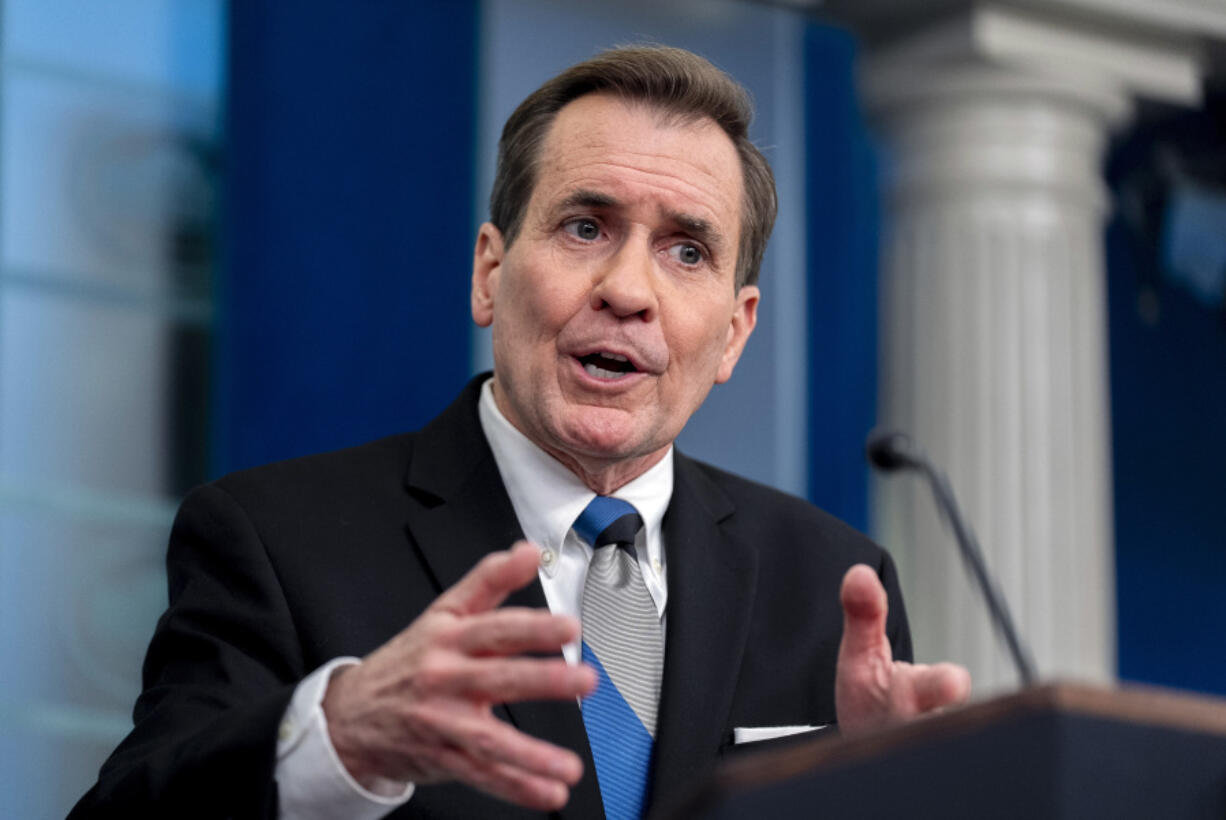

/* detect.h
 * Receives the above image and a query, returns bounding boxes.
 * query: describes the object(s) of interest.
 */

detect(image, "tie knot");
[574,496,643,548]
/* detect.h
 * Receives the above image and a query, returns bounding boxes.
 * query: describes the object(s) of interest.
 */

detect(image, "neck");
[545,446,669,496]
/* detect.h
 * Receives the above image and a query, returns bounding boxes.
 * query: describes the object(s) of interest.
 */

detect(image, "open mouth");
[577,351,639,380]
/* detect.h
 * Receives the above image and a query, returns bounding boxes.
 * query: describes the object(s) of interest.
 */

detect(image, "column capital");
[820,1,1214,116]
[817,0,1226,54]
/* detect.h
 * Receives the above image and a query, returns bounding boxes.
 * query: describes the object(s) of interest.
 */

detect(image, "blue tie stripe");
[574,496,639,546]
[581,641,654,820]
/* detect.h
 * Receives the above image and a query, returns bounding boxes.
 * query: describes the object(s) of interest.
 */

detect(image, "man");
[72,46,968,819]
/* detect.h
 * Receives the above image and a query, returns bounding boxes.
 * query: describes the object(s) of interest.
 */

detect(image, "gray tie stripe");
[580,532,664,738]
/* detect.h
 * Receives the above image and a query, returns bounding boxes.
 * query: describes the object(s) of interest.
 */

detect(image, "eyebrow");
[664,209,725,257]
[552,188,728,257]
[555,189,619,213]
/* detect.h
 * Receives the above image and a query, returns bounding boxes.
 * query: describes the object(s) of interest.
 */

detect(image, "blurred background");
[0,0,1222,816]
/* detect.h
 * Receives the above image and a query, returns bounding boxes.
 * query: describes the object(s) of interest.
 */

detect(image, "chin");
[554,408,657,462]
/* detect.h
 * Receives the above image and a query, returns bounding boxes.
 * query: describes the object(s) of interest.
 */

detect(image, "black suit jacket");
[72,375,911,818]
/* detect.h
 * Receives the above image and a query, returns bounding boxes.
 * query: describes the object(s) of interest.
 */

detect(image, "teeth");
[601,352,628,362]
[584,363,627,380]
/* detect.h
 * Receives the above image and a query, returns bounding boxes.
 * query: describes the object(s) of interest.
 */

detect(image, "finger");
[434,541,543,615]
[839,563,890,659]
[433,744,573,811]
[422,707,586,787]
[423,656,596,703]
[908,662,972,713]
[453,609,581,656]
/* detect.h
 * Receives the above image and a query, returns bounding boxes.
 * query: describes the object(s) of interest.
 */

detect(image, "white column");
[855,4,1207,694]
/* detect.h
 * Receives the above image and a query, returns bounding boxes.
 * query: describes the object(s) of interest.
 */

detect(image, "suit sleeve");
[879,547,914,664]
[69,484,306,819]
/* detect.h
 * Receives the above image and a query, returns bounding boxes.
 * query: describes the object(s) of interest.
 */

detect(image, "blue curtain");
[219,0,478,474]
[803,24,879,529]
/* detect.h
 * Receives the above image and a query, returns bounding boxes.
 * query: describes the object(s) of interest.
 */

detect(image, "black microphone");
[866,429,1038,687]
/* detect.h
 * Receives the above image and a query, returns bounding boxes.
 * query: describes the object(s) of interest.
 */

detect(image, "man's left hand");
[834,564,972,737]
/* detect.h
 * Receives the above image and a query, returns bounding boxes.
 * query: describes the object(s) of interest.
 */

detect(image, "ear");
[715,285,759,384]
[471,222,505,328]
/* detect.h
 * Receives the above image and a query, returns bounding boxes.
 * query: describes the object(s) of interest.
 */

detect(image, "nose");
[589,239,657,320]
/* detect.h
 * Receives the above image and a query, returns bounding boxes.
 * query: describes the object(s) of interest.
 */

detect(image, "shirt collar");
[477,377,672,576]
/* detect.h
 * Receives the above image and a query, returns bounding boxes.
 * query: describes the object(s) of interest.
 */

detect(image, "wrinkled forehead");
[532,93,744,232]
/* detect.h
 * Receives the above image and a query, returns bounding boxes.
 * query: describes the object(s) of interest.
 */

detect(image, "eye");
[668,242,705,266]
[563,218,601,241]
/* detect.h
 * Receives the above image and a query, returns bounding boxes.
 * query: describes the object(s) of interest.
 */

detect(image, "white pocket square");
[732,724,827,745]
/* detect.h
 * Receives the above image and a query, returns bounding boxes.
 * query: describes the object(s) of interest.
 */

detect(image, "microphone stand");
[867,430,1038,687]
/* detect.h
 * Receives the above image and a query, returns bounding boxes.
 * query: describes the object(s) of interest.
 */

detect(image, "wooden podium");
[657,684,1226,819]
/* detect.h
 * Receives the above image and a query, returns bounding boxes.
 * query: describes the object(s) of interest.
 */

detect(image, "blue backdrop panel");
[803,24,879,529]
[219,1,477,475]
[1106,102,1226,696]
[1108,221,1226,696]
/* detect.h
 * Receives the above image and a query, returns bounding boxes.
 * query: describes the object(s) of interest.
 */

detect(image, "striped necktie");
[574,496,662,820]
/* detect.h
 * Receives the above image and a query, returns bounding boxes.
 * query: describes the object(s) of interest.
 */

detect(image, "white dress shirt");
[274,377,674,818]
[478,378,672,658]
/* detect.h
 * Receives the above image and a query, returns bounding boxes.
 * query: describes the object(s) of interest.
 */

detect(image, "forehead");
[531,93,743,236]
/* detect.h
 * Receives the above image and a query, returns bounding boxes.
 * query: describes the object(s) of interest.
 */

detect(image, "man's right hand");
[321,541,595,811]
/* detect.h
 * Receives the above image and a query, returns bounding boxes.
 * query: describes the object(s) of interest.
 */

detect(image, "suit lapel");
[650,453,758,808]
[402,376,603,819]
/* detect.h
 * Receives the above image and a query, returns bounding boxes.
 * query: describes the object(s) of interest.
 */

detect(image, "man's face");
[472,92,759,486]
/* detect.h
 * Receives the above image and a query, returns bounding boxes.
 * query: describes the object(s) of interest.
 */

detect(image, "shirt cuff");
[275,657,415,820]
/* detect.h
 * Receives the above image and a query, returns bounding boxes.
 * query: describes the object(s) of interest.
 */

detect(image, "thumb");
[838,564,890,661]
